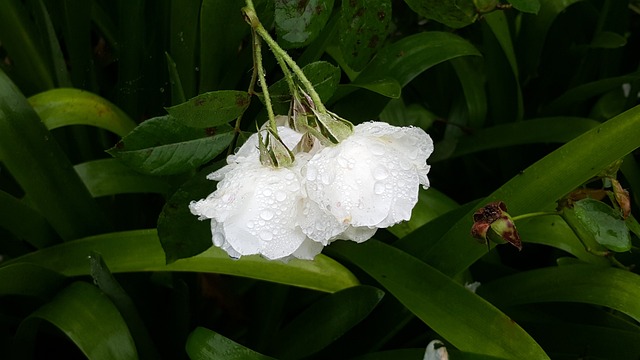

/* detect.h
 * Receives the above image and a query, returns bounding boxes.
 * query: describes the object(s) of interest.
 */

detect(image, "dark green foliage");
[1,0,640,359]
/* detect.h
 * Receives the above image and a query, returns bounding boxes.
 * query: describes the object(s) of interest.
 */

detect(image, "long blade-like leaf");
[2,229,360,293]
[328,240,549,359]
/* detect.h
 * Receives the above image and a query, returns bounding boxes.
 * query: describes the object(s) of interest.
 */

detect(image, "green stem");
[511,211,559,222]
[253,29,277,131]
[243,0,326,113]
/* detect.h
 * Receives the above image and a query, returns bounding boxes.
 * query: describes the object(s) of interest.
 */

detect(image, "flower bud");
[471,201,522,251]
[257,127,295,168]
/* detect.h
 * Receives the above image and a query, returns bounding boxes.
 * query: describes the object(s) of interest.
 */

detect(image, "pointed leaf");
[0,263,66,298]
[3,229,360,293]
[107,115,234,175]
[16,282,138,359]
[508,0,541,14]
[327,240,549,359]
[166,90,250,128]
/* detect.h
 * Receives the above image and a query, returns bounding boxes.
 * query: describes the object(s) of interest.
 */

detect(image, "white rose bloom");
[189,127,323,261]
[304,121,434,230]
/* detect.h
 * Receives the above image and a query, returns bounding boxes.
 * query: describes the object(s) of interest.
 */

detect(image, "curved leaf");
[270,285,384,359]
[328,240,549,359]
[402,0,477,29]
[15,281,138,359]
[107,115,233,175]
[0,69,111,241]
[2,229,360,293]
[431,117,599,162]
[479,264,640,322]
[0,263,66,298]
[0,190,58,248]
[186,327,275,360]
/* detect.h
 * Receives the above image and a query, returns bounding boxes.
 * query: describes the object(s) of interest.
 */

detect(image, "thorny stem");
[243,0,327,113]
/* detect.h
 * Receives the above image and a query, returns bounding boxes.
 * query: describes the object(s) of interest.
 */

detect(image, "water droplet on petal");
[275,191,287,202]
[259,231,273,241]
[246,221,255,229]
[371,143,385,156]
[307,166,317,181]
[263,189,272,196]
[374,182,385,195]
[373,166,389,180]
[260,210,274,220]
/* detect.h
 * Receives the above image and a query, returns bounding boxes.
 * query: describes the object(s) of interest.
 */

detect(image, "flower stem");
[511,211,559,222]
[243,0,327,113]
[253,29,277,131]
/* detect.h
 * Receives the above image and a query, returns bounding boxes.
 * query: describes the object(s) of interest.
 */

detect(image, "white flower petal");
[299,200,348,245]
[290,237,325,260]
[304,121,433,230]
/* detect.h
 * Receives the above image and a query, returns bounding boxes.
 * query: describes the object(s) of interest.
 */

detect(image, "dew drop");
[275,191,287,202]
[259,231,273,241]
[263,189,272,196]
[373,166,389,180]
[371,143,385,156]
[374,182,385,195]
[246,221,255,229]
[260,210,274,220]
[307,166,317,181]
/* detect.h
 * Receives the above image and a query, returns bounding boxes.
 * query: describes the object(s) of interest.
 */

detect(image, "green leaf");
[431,117,600,162]
[107,115,234,176]
[356,32,481,87]
[402,0,477,28]
[328,240,549,359]
[542,73,640,115]
[339,0,391,71]
[165,51,187,105]
[421,105,640,277]
[169,0,200,99]
[0,0,54,93]
[379,98,437,128]
[507,0,541,14]
[275,0,334,49]
[199,0,248,92]
[517,0,583,80]
[270,285,384,359]
[0,69,111,241]
[0,263,66,298]
[28,88,137,137]
[166,90,251,128]
[186,327,275,360]
[32,0,72,87]
[3,229,360,293]
[479,264,640,323]
[15,281,138,359]
[335,31,481,120]
[568,198,631,252]
[590,31,627,49]
[89,252,159,360]
[341,77,401,99]
[0,190,58,248]
[158,163,222,263]
[74,159,171,198]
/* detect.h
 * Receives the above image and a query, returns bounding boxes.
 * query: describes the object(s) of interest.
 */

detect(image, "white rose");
[304,121,433,230]
[189,127,323,261]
